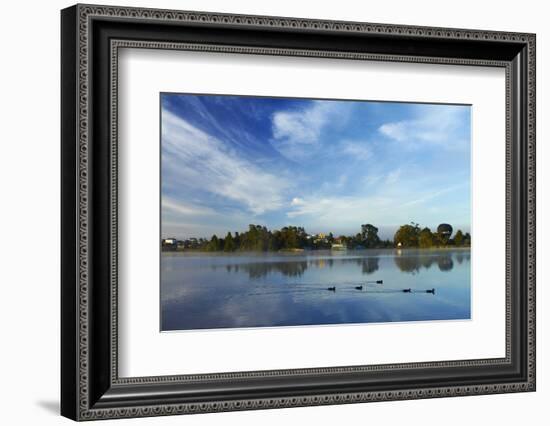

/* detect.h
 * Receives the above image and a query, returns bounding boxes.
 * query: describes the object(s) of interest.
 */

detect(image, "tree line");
[163,222,470,252]
[207,225,311,252]
[393,222,470,248]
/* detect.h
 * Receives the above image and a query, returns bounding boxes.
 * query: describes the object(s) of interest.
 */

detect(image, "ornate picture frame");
[61,4,535,421]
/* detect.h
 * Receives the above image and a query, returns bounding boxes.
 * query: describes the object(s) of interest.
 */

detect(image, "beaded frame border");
[71,4,535,420]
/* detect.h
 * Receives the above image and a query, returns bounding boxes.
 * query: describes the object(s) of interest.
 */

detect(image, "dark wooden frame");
[61,3,536,421]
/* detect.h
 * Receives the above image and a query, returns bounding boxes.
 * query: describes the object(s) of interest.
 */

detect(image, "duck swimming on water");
[355,285,363,290]
[402,288,412,293]
[327,286,336,292]
[426,288,435,294]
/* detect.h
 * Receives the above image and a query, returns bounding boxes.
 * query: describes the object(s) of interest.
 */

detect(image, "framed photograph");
[61,4,536,421]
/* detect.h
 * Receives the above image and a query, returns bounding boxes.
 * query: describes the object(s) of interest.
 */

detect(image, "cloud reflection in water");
[161,249,470,331]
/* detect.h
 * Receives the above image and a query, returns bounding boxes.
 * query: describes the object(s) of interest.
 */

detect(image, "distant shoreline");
[161,246,472,255]
[161,223,470,253]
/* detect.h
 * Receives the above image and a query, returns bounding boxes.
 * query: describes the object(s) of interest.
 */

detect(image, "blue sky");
[161,94,471,240]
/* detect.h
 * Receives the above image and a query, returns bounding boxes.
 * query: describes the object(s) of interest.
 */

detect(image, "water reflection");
[393,250,465,274]
[224,261,308,278]
[161,249,471,330]
[361,256,379,274]
[213,250,466,279]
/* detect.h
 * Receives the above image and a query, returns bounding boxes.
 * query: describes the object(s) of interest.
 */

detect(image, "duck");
[355,285,363,290]
[426,288,435,294]
[402,288,412,293]
[327,286,336,292]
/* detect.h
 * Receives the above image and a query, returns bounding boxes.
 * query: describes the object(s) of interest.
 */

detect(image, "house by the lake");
[161,238,178,251]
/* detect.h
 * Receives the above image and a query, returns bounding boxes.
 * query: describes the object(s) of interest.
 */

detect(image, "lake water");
[161,249,471,331]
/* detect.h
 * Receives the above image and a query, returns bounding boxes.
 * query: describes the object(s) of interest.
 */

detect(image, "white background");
[0,0,547,425]
[119,49,505,377]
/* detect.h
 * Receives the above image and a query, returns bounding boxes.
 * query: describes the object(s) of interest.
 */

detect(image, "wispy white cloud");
[181,96,260,150]
[271,101,349,159]
[400,182,469,208]
[285,194,394,232]
[378,105,469,150]
[162,110,290,215]
[385,169,401,185]
[340,140,372,160]
[286,180,468,235]
[318,173,349,194]
[272,101,330,144]
[162,197,216,216]
[363,174,383,186]
[161,95,471,239]
[290,197,305,206]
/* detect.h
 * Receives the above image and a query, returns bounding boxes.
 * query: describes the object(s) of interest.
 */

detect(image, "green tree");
[394,222,421,247]
[454,230,464,246]
[418,227,435,248]
[223,232,235,252]
[361,224,381,248]
[280,226,299,249]
[207,234,222,251]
